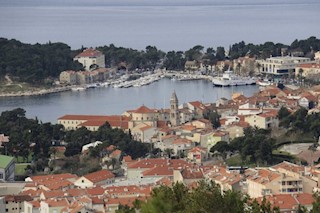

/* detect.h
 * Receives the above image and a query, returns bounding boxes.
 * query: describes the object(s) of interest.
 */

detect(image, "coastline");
[0,72,215,98]
[0,86,72,98]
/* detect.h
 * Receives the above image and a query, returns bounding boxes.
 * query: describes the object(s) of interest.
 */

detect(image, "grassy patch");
[15,163,31,176]
[15,153,33,163]
[272,150,292,156]
[226,154,242,166]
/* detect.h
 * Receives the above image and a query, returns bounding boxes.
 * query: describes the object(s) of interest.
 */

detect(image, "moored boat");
[212,71,256,87]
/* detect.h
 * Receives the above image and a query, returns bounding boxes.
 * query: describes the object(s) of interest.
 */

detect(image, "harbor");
[0,77,258,123]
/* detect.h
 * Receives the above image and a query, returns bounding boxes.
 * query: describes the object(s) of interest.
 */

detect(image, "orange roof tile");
[142,166,173,177]
[256,193,314,211]
[122,155,133,163]
[133,105,155,113]
[42,190,65,199]
[75,48,103,58]
[245,168,281,184]
[110,149,122,158]
[86,186,105,196]
[172,138,192,145]
[45,199,69,207]
[83,170,115,184]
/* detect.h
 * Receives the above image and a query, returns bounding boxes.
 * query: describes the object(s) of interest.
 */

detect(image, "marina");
[0,78,258,123]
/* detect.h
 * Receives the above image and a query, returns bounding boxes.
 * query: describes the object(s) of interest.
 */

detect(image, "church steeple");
[170,91,179,126]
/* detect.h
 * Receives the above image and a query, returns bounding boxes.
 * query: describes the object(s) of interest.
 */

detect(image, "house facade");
[259,56,311,76]
[74,48,105,71]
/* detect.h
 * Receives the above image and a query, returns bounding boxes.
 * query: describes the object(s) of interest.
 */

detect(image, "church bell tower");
[170,91,180,126]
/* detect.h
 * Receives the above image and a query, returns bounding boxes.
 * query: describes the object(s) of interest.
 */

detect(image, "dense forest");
[0,37,320,84]
[0,108,149,174]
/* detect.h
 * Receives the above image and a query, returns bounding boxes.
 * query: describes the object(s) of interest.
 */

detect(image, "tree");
[163,51,186,70]
[216,46,226,61]
[311,192,320,213]
[210,141,231,159]
[185,45,204,61]
[141,182,189,213]
[207,111,221,129]
[278,106,291,120]
[116,205,135,213]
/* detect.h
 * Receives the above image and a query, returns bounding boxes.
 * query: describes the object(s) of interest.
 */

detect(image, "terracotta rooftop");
[256,193,314,211]
[142,165,174,177]
[86,186,105,196]
[188,101,206,110]
[245,168,281,185]
[133,105,156,113]
[272,161,304,174]
[205,166,241,186]
[172,138,192,145]
[75,48,103,58]
[83,169,115,183]
[5,195,33,202]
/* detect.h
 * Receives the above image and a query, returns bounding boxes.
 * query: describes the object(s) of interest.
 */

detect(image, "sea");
[0,0,319,51]
[0,0,319,123]
[0,79,258,123]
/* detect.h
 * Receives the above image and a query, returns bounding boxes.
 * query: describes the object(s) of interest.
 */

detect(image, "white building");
[74,48,105,71]
[258,56,311,76]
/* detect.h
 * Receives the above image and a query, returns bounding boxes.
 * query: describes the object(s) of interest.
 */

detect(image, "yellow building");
[126,105,159,129]
[244,110,279,129]
[203,131,229,151]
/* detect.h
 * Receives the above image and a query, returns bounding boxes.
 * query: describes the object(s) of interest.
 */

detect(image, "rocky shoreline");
[0,86,72,97]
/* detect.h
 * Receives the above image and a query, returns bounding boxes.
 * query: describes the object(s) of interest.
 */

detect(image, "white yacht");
[256,79,273,86]
[212,71,256,87]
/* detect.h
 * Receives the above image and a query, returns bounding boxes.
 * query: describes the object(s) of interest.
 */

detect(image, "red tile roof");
[142,166,173,177]
[181,168,204,179]
[86,186,105,196]
[45,199,69,207]
[123,155,133,163]
[58,115,130,129]
[42,190,65,199]
[110,149,122,158]
[172,138,192,145]
[189,101,206,110]
[189,146,207,153]
[133,105,155,113]
[83,169,115,183]
[256,193,313,211]
[75,48,103,58]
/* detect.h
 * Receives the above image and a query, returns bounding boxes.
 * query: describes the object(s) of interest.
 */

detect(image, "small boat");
[256,79,272,87]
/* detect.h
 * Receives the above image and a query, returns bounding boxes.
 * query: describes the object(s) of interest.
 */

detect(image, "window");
[0,173,3,179]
